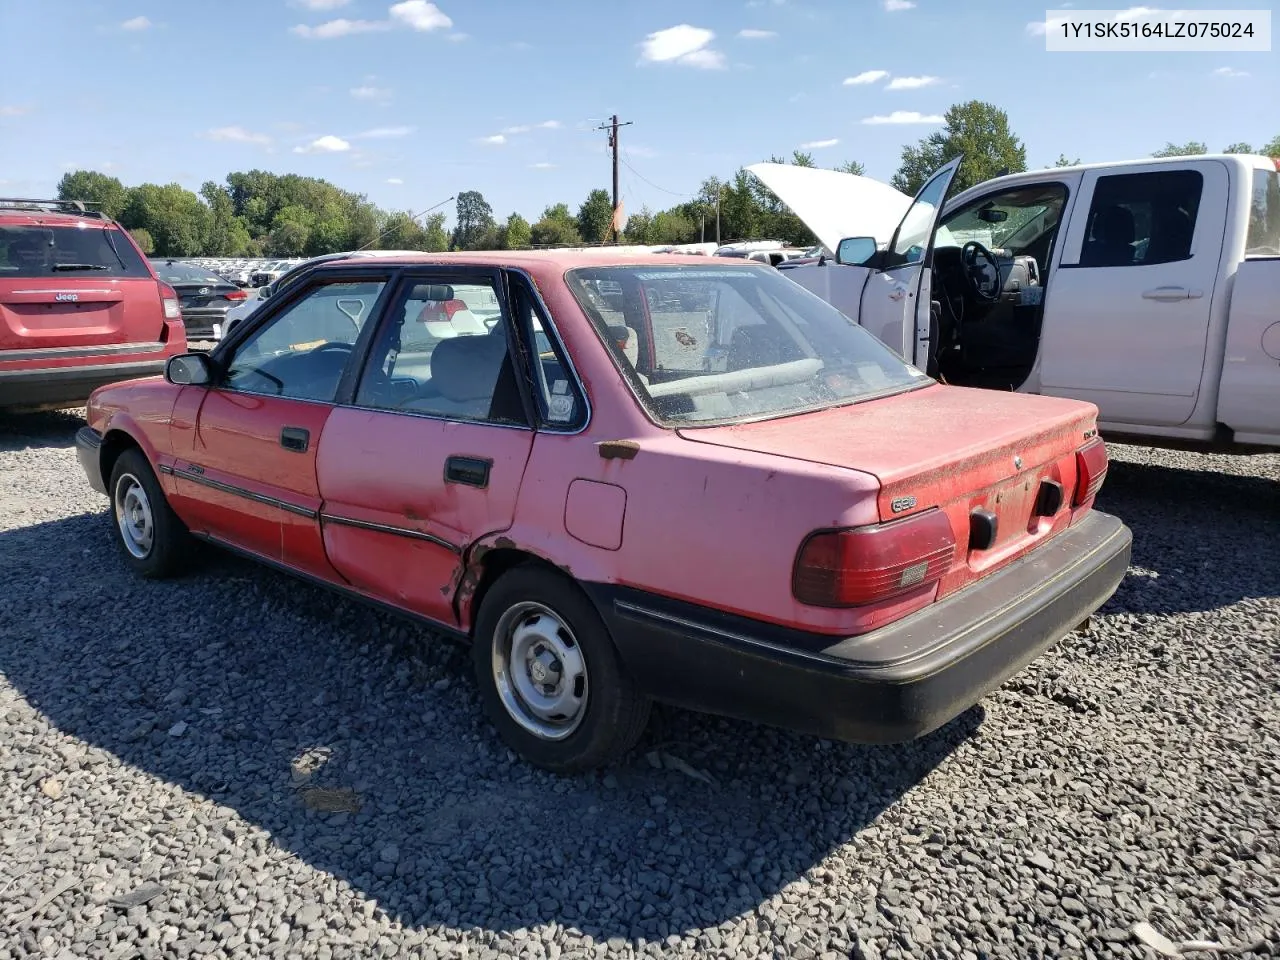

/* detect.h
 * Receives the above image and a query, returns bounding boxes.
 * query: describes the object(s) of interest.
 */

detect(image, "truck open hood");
[745,162,915,254]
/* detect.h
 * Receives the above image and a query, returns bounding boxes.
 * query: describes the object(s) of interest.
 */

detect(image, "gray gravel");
[1,408,1277,959]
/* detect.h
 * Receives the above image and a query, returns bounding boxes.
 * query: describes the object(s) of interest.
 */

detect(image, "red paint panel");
[170,389,333,570]
[315,407,535,626]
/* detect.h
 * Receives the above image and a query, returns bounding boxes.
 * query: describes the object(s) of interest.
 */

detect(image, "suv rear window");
[1246,167,1280,258]
[0,224,152,279]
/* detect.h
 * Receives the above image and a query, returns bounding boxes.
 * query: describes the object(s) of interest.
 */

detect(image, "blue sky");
[0,0,1274,227]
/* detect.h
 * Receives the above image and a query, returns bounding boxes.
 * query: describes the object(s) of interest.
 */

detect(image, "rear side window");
[1079,170,1203,268]
[0,224,151,279]
[1246,168,1280,258]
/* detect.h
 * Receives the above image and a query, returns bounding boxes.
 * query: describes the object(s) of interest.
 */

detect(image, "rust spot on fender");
[597,440,640,461]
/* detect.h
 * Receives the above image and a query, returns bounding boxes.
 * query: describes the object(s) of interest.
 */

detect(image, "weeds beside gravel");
[1,409,1277,959]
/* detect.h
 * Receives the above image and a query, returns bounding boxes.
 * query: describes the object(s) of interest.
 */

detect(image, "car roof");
[0,210,119,228]
[311,250,765,271]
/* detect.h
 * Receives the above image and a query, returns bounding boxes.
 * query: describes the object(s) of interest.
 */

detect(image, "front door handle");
[444,456,491,488]
[1142,286,1201,302]
[280,426,310,453]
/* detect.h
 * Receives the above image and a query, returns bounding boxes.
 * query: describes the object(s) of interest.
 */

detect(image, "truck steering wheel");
[961,240,1003,303]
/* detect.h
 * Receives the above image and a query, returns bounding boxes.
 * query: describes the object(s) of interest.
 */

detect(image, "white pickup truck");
[751,153,1280,454]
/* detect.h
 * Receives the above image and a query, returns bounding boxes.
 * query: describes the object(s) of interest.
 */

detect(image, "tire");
[108,448,192,579]
[472,566,651,774]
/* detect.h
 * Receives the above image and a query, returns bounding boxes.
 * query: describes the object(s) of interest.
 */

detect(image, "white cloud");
[501,120,561,135]
[883,0,915,10]
[295,0,351,9]
[1212,66,1249,77]
[799,138,840,149]
[291,18,390,38]
[737,29,777,39]
[530,162,556,169]
[294,135,351,153]
[862,111,944,125]
[843,69,889,85]
[202,126,272,146]
[0,105,29,117]
[386,177,404,185]
[886,75,940,90]
[639,24,725,69]
[1115,6,1162,20]
[389,0,452,31]
[1026,20,1049,36]
[121,15,151,30]
[448,32,468,42]
[351,84,392,101]
[353,125,413,139]
[478,134,506,145]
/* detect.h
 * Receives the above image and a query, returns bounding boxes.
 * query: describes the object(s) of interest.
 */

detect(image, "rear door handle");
[444,456,491,488]
[1142,286,1201,302]
[280,426,310,453]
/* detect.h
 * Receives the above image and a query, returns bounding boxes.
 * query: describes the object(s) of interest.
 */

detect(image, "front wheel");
[108,448,193,579]
[472,567,651,773]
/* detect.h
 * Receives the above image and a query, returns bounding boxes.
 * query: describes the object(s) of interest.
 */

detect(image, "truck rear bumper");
[587,510,1132,744]
[0,359,168,411]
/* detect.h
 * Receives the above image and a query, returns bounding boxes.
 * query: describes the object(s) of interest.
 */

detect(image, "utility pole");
[596,114,632,243]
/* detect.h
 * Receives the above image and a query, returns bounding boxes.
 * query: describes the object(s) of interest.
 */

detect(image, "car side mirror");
[165,353,213,386]
[259,284,272,300]
[835,236,878,267]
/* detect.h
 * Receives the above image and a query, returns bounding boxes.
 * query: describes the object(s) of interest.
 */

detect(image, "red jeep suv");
[0,198,187,412]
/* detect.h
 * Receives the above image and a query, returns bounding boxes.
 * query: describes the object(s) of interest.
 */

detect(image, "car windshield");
[0,224,151,279]
[566,263,930,426]
[151,261,223,284]
[939,185,1067,254]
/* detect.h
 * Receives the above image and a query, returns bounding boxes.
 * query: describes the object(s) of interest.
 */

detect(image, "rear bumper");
[588,510,1132,744]
[0,358,168,410]
[179,308,231,340]
[76,426,107,495]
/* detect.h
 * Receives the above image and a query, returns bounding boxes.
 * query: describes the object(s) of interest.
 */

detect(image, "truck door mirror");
[836,236,878,266]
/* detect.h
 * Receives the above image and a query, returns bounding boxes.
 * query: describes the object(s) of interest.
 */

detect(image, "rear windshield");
[566,264,930,426]
[151,261,225,285]
[1246,168,1280,258]
[0,224,151,279]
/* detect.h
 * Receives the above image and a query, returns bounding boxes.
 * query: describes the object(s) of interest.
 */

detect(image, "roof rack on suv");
[0,197,110,218]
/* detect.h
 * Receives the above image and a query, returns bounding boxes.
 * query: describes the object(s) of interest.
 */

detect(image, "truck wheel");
[472,566,651,774]
[108,448,192,579]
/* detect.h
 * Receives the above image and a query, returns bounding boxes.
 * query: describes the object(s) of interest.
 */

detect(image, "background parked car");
[0,197,186,411]
[149,259,248,342]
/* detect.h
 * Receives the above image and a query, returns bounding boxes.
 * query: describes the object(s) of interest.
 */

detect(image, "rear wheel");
[108,448,192,579]
[472,566,651,773]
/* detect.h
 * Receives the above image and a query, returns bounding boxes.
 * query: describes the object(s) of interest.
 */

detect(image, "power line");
[356,194,455,251]
[618,153,696,199]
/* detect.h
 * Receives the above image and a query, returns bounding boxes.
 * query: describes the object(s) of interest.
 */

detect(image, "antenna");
[357,194,455,251]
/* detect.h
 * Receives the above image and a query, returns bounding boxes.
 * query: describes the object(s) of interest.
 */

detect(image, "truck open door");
[844,157,962,368]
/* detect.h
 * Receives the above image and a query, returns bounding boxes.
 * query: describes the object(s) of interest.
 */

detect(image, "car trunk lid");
[677,383,1101,597]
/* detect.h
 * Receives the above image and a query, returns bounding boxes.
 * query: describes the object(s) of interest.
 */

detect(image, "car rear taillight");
[1073,437,1109,506]
[792,509,956,608]
[159,281,181,320]
[223,289,248,301]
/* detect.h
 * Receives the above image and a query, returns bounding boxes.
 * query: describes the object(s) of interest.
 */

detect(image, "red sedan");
[75,251,1131,772]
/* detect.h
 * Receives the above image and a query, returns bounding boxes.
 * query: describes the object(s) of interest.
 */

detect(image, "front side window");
[887,167,954,268]
[566,264,929,426]
[354,278,526,424]
[0,224,151,278]
[223,278,387,401]
[1078,170,1203,268]
[1246,167,1280,258]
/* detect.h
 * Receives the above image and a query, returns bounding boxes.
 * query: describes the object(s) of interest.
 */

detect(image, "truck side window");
[1079,170,1203,268]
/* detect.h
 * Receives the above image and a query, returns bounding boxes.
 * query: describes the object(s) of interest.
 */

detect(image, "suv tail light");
[159,281,182,320]
[1073,437,1109,506]
[793,509,956,607]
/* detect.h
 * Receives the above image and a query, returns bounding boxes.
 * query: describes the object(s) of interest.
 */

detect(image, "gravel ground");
[1,408,1277,960]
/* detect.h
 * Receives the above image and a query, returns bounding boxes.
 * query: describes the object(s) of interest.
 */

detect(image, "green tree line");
[57,101,1280,258]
